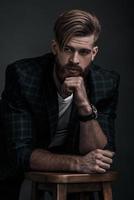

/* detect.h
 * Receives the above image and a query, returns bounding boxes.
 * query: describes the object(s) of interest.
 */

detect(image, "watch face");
[91,105,98,119]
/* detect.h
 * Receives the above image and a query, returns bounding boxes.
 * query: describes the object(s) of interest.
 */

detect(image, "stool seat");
[25,171,118,200]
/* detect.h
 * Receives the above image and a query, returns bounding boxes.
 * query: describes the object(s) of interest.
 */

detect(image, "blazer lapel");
[43,62,59,140]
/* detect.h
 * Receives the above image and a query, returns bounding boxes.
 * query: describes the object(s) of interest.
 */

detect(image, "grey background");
[0,0,133,199]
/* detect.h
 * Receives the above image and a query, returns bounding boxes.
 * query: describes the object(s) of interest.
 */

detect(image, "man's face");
[52,35,98,83]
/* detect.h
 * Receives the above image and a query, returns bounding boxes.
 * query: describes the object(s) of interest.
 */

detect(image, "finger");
[93,165,106,173]
[101,156,113,164]
[64,77,84,87]
[96,160,111,170]
[65,76,83,81]
[64,80,80,89]
[103,150,115,158]
[63,81,76,91]
[61,84,74,96]
[95,153,113,164]
[96,149,115,158]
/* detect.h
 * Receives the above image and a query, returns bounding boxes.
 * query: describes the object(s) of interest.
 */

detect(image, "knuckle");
[77,82,81,88]
[96,153,102,160]
[95,159,100,165]
[77,80,81,87]
[94,165,99,171]
[79,77,83,81]
[95,149,100,154]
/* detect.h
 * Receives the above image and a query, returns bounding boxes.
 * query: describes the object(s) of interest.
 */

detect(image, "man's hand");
[30,149,114,174]
[78,149,114,173]
[61,76,91,114]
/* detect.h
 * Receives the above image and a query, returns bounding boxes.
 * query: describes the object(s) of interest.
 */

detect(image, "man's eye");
[63,47,72,53]
[79,50,92,56]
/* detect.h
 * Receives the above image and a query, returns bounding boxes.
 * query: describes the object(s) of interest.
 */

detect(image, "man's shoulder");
[6,53,54,76]
[90,64,120,83]
[88,64,120,104]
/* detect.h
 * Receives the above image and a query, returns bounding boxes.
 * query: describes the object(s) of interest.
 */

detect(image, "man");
[0,9,119,199]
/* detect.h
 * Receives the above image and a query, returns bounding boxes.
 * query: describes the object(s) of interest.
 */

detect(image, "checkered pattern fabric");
[0,53,120,173]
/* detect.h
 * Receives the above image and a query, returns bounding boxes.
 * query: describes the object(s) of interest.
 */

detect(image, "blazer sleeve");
[1,63,35,172]
[96,72,120,151]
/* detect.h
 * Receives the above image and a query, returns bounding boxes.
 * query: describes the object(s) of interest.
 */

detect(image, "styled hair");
[54,9,101,48]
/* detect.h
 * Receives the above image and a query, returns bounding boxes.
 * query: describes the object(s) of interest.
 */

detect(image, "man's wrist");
[78,102,92,115]
[70,155,83,172]
[78,104,98,122]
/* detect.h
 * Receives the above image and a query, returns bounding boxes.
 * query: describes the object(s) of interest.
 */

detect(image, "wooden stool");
[25,171,118,200]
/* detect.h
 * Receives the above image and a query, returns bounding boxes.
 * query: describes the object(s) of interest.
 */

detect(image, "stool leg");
[31,182,39,200]
[102,182,112,200]
[53,184,67,200]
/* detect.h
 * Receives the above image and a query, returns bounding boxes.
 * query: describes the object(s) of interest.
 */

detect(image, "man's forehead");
[67,35,95,48]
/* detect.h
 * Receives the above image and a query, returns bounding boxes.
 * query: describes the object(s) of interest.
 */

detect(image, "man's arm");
[61,74,119,154]
[61,77,108,153]
[76,99,107,154]
[30,148,114,173]
[1,96,113,174]
[79,118,107,154]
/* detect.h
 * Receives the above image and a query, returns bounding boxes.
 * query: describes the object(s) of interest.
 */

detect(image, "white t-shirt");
[58,92,73,118]
[49,67,74,148]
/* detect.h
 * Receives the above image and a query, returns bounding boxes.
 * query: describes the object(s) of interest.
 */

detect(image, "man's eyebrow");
[65,45,74,50]
[65,45,92,51]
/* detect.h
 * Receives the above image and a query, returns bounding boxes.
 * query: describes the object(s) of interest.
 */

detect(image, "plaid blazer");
[0,53,120,173]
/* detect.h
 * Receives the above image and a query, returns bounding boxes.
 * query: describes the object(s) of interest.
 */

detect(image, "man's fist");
[61,76,92,115]
[77,149,114,173]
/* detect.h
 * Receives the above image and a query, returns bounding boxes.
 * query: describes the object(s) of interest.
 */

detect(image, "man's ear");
[91,46,98,61]
[51,40,58,55]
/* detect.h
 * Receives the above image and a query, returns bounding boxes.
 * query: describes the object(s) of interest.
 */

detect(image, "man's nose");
[70,52,79,65]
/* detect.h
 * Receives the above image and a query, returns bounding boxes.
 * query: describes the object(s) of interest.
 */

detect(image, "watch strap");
[78,104,98,122]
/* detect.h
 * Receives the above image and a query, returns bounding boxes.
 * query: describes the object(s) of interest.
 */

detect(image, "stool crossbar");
[25,171,118,200]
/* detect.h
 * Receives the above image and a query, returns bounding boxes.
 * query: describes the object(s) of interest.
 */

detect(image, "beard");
[55,56,91,84]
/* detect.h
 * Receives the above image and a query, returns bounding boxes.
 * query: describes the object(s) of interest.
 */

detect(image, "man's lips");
[62,67,83,78]
[67,69,81,76]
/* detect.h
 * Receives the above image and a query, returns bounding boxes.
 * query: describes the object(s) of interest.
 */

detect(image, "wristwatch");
[79,104,98,122]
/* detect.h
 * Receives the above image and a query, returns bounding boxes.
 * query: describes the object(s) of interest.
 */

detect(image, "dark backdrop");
[0,0,133,200]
